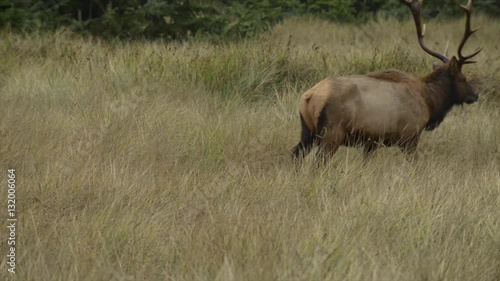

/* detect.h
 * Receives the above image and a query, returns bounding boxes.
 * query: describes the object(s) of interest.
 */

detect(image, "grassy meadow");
[1,14,499,281]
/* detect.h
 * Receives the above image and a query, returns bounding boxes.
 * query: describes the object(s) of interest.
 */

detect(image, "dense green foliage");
[1,0,498,40]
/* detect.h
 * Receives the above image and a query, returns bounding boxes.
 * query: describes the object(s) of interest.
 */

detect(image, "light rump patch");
[292,0,481,163]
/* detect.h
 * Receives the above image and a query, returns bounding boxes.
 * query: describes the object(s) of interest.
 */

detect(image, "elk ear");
[449,56,461,74]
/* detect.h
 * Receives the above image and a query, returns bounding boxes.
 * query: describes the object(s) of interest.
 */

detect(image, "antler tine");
[456,0,482,63]
[400,0,449,63]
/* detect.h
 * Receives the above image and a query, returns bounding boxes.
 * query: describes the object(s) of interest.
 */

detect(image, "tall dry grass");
[0,14,499,281]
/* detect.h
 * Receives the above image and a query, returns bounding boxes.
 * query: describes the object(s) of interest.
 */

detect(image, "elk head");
[401,0,481,104]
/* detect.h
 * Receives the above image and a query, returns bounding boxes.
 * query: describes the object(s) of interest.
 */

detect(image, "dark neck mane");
[367,70,413,83]
[421,66,455,131]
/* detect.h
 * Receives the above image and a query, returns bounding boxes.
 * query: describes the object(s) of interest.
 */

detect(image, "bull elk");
[292,0,482,163]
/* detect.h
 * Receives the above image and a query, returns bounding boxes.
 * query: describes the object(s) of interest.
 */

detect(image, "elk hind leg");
[312,108,339,164]
[316,141,340,165]
[291,113,317,162]
[315,126,343,165]
[399,137,419,162]
[363,140,377,160]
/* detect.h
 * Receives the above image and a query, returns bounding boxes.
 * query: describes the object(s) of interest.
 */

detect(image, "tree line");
[1,0,498,40]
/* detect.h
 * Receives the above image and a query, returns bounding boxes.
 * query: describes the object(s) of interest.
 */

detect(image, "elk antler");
[443,40,450,58]
[400,0,449,63]
[456,0,482,64]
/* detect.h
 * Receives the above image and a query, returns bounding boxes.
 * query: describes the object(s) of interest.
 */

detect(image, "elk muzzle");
[464,91,479,104]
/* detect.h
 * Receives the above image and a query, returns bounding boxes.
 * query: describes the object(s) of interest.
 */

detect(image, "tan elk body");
[292,0,482,162]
